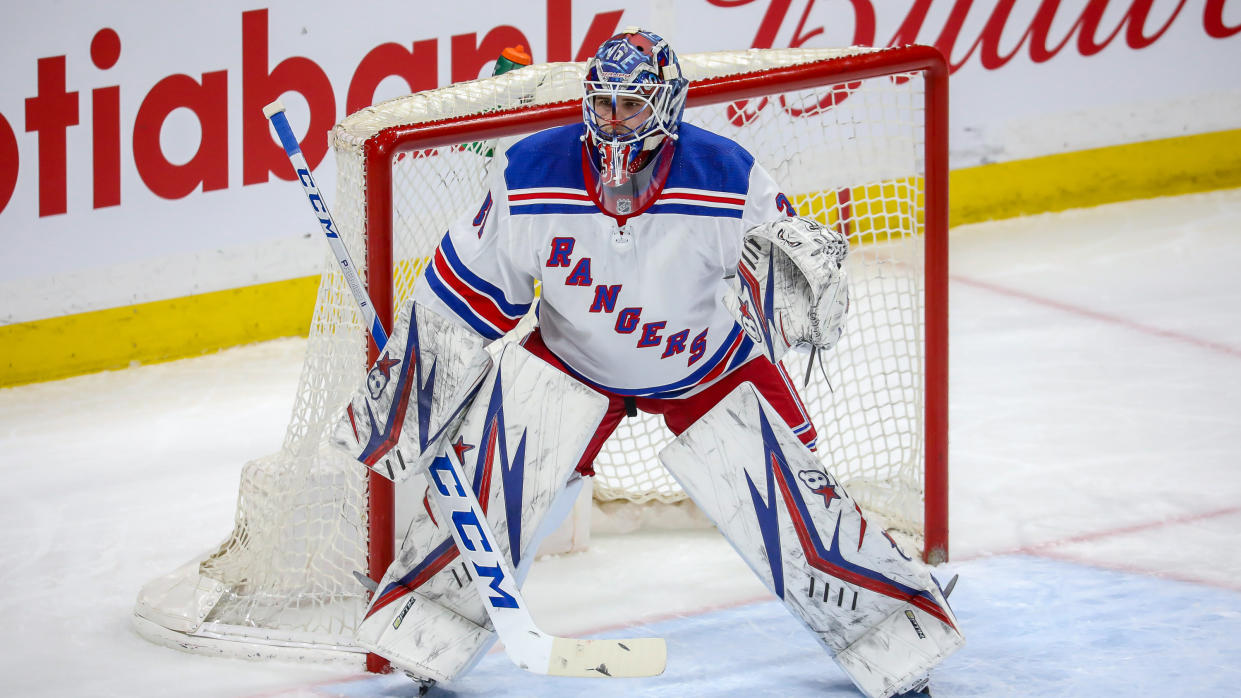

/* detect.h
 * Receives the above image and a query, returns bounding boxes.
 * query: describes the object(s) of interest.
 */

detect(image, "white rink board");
[2,1,1240,322]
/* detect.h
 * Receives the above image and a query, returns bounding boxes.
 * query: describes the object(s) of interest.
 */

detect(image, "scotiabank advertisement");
[3,0,1239,323]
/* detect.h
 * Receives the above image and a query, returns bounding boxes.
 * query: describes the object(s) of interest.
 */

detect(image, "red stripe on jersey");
[509,190,591,202]
[432,250,520,333]
[698,331,747,386]
[660,191,746,205]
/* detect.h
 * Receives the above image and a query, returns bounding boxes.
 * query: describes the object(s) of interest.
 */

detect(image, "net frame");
[345,46,949,589]
[132,44,948,671]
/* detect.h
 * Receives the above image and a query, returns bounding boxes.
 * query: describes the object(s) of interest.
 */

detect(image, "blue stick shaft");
[264,101,389,349]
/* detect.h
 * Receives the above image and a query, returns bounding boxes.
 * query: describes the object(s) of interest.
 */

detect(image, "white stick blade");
[547,637,667,678]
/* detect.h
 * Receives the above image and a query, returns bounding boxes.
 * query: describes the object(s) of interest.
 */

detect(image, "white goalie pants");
[352,343,609,682]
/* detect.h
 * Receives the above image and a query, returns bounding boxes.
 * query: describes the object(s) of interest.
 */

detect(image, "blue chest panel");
[502,123,756,200]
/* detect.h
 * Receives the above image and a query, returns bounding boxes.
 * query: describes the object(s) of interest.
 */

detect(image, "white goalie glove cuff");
[726,216,850,364]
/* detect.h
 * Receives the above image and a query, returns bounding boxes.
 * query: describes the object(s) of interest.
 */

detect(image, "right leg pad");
[354,342,609,680]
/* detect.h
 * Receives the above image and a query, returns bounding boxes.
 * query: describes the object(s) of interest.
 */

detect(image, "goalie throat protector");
[582,28,687,217]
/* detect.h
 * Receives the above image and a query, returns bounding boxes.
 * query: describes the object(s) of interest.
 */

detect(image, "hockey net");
[134,44,948,665]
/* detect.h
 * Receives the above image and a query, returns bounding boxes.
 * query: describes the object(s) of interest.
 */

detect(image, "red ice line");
[965,505,1241,592]
[574,506,1241,643]
[952,274,1241,359]
[950,273,1241,589]
[975,505,1241,559]
[250,507,1241,696]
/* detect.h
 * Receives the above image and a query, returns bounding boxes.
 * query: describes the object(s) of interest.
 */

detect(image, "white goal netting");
[134,45,943,663]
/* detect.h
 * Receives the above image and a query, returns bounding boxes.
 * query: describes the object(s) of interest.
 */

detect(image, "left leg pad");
[658,383,963,698]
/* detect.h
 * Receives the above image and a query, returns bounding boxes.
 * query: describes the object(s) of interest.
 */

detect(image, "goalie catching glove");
[725,216,850,363]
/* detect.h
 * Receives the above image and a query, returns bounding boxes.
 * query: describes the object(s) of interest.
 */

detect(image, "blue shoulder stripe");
[510,203,599,216]
[647,203,745,219]
[440,235,529,318]
[424,264,504,341]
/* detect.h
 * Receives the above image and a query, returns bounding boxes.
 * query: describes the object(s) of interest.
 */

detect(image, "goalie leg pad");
[358,342,609,680]
[331,300,494,483]
[658,383,963,698]
[355,587,494,683]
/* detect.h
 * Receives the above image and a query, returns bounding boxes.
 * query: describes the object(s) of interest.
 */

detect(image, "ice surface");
[2,189,1239,697]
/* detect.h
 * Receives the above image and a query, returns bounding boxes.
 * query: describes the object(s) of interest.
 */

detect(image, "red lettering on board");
[133,72,229,199]
[241,8,336,185]
[347,40,439,115]
[24,56,79,217]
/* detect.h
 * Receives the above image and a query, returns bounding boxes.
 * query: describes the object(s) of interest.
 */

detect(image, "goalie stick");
[262,100,666,679]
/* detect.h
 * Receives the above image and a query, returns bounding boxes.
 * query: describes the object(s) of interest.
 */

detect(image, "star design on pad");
[375,353,400,380]
[452,436,475,463]
[814,483,841,507]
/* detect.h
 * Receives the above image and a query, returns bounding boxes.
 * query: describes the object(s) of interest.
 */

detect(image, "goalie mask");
[582,28,688,217]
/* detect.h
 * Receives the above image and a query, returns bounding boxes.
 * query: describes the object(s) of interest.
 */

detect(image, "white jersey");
[414,122,791,398]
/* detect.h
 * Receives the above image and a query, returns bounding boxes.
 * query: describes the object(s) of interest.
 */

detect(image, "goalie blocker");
[659,384,963,698]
